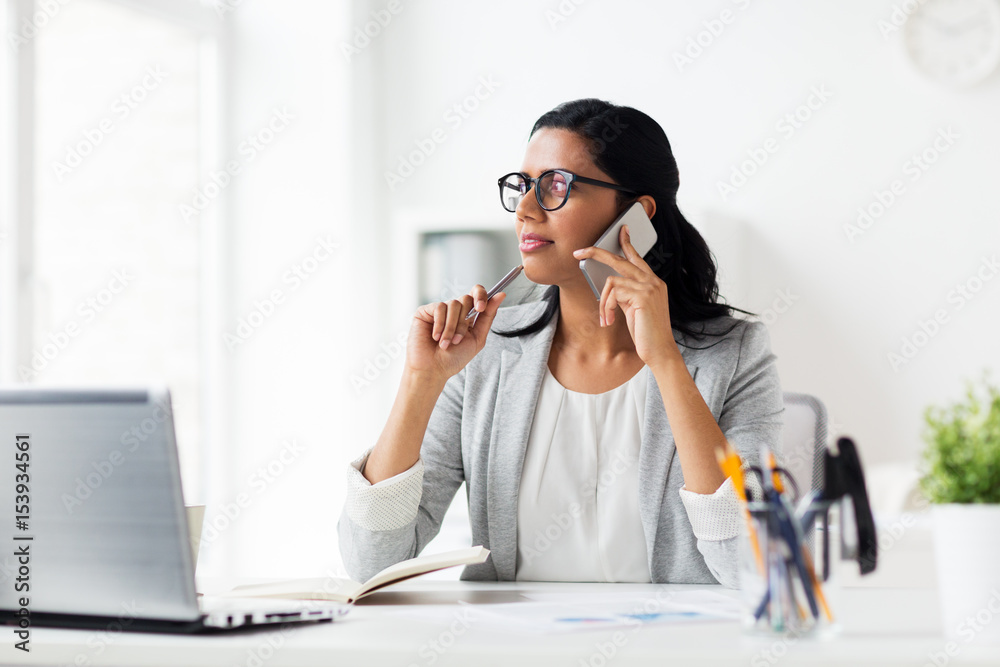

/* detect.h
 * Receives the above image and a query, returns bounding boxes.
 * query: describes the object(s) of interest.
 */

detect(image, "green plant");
[920,376,1000,504]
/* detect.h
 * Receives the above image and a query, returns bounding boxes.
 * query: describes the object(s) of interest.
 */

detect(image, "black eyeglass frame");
[497,169,637,212]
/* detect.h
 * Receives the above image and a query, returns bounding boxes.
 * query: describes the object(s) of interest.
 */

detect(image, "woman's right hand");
[405,285,507,382]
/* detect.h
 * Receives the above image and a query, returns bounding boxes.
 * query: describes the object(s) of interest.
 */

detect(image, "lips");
[519,233,553,252]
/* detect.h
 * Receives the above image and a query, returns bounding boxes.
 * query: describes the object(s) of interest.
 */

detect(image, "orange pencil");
[716,442,764,574]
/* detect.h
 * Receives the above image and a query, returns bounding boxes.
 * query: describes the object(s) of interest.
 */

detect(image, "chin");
[521,261,572,289]
[519,261,551,287]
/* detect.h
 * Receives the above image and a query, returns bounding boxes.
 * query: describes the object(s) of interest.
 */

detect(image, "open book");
[224,546,490,604]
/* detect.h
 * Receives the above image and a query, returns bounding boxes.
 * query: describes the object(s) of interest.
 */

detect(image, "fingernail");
[433,331,440,341]
[452,334,463,345]
[477,299,485,310]
[441,339,450,350]
[600,314,605,327]
[573,249,585,257]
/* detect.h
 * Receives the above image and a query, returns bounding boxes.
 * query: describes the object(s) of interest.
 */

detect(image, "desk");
[3,583,999,667]
[4,520,1000,667]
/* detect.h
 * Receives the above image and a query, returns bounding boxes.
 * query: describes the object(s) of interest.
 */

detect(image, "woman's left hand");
[573,225,681,369]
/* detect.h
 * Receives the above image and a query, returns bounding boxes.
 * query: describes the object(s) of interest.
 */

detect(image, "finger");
[599,275,615,327]
[453,294,478,344]
[573,245,645,280]
[618,225,638,260]
[431,302,447,341]
[440,299,467,350]
[459,292,477,324]
[471,284,489,313]
[463,287,487,323]
[606,282,620,327]
[414,301,437,325]
[619,224,656,272]
[602,277,645,327]
[470,291,507,343]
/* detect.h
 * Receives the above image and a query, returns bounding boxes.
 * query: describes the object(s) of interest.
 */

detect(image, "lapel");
[484,302,699,581]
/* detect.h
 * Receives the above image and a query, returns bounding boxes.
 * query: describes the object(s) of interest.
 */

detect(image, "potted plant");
[920,376,1000,644]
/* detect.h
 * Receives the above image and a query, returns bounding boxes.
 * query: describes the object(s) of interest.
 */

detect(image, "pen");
[801,541,834,622]
[754,444,820,623]
[755,492,819,623]
[796,489,824,533]
[464,264,523,321]
[794,491,835,621]
[779,495,820,619]
[768,546,785,631]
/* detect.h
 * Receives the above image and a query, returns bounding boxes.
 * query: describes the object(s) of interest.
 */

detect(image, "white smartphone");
[578,201,659,300]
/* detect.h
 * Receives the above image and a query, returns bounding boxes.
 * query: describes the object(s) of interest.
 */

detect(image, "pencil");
[716,442,764,574]
[800,542,834,622]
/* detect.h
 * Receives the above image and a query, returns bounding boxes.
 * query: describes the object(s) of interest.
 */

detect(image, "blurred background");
[1,0,998,580]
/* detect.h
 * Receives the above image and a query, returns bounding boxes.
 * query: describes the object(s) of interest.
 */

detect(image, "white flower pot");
[932,504,1000,645]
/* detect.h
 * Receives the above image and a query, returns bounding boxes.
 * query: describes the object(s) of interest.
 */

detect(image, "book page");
[226,576,364,603]
[356,546,490,599]
[223,546,489,603]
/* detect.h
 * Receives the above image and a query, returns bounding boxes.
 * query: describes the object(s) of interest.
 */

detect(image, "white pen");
[464,264,523,321]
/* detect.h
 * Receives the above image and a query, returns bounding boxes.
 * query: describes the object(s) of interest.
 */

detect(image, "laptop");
[0,386,350,633]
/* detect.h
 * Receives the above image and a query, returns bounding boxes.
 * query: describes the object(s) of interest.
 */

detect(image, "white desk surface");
[4,520,999,667]
[3,583,998,667]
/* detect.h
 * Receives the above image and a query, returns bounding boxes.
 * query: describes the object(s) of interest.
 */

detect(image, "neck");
[552,281,637,362]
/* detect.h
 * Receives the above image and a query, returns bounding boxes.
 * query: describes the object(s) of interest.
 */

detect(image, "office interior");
[1,0,998,624]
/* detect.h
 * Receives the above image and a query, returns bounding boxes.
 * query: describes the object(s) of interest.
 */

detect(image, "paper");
[521,589,743,619]
[388,590,740,634]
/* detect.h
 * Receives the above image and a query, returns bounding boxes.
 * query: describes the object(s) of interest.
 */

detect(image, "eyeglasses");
[497,169,636,213]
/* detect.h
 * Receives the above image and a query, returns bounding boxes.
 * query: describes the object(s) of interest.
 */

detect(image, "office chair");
[779,392,829,502]
[774,392,829,556]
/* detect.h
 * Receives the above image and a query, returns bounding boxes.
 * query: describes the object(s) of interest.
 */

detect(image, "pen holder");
[737,500,840,638]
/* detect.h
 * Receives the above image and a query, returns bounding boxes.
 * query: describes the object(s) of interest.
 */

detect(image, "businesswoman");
[338,98,783,588]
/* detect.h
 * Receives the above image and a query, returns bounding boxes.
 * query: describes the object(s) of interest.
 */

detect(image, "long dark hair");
[495,98,752,347]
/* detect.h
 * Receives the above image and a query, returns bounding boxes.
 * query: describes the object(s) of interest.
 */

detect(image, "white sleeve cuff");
[678,476,741,541]
[345,447,424,531]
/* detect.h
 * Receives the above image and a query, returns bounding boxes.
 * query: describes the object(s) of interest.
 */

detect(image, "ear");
[637,195,656,220]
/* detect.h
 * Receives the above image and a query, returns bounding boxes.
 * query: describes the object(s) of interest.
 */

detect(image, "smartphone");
[578,201,659,300]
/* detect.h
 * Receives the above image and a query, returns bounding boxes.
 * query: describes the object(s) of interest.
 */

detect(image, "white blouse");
[515,363,652,582]
[344,368,742,578]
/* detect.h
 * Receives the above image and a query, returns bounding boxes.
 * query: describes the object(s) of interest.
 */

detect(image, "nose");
[515,181,544,220]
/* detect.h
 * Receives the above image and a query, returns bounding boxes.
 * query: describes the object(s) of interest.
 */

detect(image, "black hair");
[494,98,753,347]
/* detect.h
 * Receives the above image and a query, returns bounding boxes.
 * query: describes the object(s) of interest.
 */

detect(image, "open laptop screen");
[0,387,200,622]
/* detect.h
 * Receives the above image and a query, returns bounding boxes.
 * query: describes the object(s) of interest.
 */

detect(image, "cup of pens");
[737,500,837,638]
[724,437,877,638]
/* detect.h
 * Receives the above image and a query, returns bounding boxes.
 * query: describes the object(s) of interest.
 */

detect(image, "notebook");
[226,545,490,603]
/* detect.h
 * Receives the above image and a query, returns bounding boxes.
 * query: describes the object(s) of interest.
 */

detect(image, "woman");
[338,98,783,588]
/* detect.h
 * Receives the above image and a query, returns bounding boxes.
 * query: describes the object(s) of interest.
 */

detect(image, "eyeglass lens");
[500,171,570,212]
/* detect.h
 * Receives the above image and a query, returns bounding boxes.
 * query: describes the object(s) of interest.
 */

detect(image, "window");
[3,0,223,500]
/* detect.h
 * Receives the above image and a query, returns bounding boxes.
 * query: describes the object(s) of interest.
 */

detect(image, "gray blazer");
[338,299,784,588]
